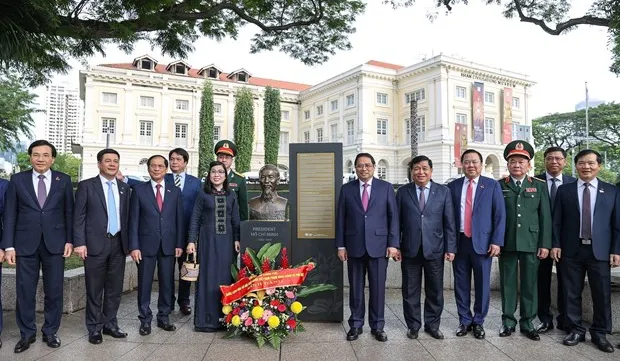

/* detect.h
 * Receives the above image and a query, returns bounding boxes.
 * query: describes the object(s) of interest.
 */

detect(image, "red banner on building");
[472,82,485,142]
[220,264,315,304]
[502,88,513,144]
[454,123,468,168]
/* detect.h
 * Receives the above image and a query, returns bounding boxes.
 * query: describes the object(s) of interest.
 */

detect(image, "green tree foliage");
[52,153,82,183]
[198,81,215,178]
[263,87,281,166]
[388,1,620,75]
[2,0,366,86]
[233,88,255,173]
[16,152,30,172]
[0,74,36,150]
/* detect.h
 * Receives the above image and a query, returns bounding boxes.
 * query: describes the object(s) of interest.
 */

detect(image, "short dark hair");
[169,148,189,163]
[574,149,602,165]
[97,148,120,163]
[354,152,376,166]
[544,146,567,159]
[147,155,169,168]
[28,140,57,158]
[204,161,229,194]
[461,149,483,163]
[409,155,433,170]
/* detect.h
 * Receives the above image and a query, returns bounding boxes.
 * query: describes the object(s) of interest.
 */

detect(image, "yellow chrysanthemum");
[267,316,280,329]
[231,315,241,327]
[290,301,303,314]
[251,306,264,320]
[222,305,232,315]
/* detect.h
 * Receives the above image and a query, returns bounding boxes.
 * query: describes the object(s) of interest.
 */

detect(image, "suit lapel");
[25,170,40,207]
[367,179,377,211]
[472,178,487,212]
[43,171,61,209]
[593,178,604,217]
[161,184,174,213]
[149,182,162,213]
[353,180,364,211]
[118,182,128,220]
[406,183,421,213]
[94,177,107,212]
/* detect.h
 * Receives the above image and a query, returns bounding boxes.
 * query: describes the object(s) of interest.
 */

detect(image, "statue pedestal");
[240,220,291,260]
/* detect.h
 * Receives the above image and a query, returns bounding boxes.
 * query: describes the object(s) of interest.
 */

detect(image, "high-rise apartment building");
[44,84,84,153]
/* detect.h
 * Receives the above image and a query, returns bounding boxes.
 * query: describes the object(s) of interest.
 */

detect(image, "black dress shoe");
[520,329,540,341]
[592,337,614,353]
[425,329,444,340]
[563,332,585,346]
[180,305,192,316]
[536,322,553,333]
[88,332,103,345]
[157,321,177,332]
[472,324,485,339]
[42,333,61,348]
[14,335,36,353]
[371,329,388,342]
[139,325,151,336]
[499,325,515,337]
[406,329,419,339]
[456,324,472,337]
[103,327,128,338]
[346,327,363,341]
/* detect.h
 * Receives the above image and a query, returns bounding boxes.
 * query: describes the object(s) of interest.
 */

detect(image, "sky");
[31,0,620,139]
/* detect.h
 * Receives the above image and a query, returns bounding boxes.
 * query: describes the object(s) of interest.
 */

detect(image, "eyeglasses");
[355,163,374,169]
[210,170,226,175]
[462,160,480,166]
[545,156,565,162]
[576,161,598,167]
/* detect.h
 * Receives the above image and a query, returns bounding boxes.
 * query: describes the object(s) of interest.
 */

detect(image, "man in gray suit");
[396,155,456,340]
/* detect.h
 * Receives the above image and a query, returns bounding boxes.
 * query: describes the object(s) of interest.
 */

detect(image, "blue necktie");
[107,181,119,235]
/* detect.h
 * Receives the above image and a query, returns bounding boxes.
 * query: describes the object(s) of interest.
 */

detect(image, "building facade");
[79,54,535,182]
[45,84,84,154]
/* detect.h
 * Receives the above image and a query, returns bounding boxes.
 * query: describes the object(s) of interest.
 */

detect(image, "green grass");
[4,254,85,271]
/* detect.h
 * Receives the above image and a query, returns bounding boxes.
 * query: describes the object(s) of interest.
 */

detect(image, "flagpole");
[585,81,589,148]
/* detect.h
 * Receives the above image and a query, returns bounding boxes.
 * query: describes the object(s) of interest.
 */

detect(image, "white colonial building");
[79,54,534,182]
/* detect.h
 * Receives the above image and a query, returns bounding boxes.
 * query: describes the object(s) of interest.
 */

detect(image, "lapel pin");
[599,189,604,193]
[55,176,60,181]
[480,185,485,189]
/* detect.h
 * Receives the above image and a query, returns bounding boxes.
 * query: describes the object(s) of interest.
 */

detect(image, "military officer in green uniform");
[214,140,249,221]
[499,140,552,341]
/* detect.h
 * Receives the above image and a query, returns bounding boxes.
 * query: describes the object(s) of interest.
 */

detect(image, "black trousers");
[537,256,565,325]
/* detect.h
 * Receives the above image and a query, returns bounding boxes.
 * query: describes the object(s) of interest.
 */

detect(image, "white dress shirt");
[100,175,121,232]
[577,178,598,237]
[32,169,52,198]
[545,172,563,194]
[511,176,525,186]
[460,176,480,232]
[151,179,165,202]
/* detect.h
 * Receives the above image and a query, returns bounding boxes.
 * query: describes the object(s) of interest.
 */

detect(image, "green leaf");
[292,258,314,268]
[231,263,239,281]
[256,334,265,348]
[263,243,282,263]
[223,328,237,338]
[296,284,338,298]
[296,323,306,332]
[257,243,272,260]
[246,248,263,274]
[269,333,281,350]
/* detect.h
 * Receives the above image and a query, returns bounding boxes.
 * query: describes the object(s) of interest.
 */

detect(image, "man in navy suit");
[167,148,200,316]
[73,149,130,344]
[447,149,505,339]
[551,149,620,353]
[2,140,74,353]
[336,153,399,342]
[535,146,576,333]
[128,155,184,336]
[0,177,9,349]
[396,155,456,340]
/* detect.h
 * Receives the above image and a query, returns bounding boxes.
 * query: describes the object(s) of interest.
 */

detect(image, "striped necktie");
[175,174,181,188]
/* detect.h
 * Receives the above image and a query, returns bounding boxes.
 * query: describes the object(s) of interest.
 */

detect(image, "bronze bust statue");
[249,164,288,221]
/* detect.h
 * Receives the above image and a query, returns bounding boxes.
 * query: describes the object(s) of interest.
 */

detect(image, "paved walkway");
[0,289,618,360]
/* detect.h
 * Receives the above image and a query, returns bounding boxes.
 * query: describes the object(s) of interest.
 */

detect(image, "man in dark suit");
[447,149,505,340]
[167,148,200,316]
[396,155,456,340]
[1,140,74,353]
[336,152,399,342]
[0,177,9,349]
[73,149,130,344]
[128,155,184,336]
[215,140,248,221]
[551,149,620,353]
[535,146,576,333]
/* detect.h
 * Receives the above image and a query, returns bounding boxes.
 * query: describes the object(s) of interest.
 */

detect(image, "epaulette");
[233,170,245,177]
[531,177,545,183]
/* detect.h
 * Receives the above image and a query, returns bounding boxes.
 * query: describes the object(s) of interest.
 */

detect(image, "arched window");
[377,160,388,180]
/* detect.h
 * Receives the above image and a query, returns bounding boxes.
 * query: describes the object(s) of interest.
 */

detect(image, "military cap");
[503,140,534,160]
[214,140,237,157]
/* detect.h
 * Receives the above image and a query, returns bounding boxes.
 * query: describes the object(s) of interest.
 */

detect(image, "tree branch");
[512,0,610,35]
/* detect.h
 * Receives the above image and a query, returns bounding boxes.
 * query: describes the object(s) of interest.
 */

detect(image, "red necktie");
[362,183,369,211]
[156,184,163,211]
[464,179,474,237]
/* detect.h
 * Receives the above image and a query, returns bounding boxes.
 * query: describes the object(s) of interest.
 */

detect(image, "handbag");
[180,252,200,282]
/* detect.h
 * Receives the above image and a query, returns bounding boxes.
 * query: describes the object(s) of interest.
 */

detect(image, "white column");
[159,86,170,146]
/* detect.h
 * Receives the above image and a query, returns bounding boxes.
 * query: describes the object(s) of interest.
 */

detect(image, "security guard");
[214,140,249,221]
[498,140,551,341]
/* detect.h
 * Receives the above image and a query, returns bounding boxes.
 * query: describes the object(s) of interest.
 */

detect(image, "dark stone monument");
[240,220,291,261]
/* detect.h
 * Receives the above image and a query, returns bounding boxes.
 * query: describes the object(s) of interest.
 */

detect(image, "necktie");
[581,183,592,239]
[107,181,119,235]
[156,184,163,212]
[464,179,474,238]
[175,174,181,188]
[550,178,558,210]
[418,186,426,212]
[516,180,521,188]
[37,174,47,208]
[361,183,369,211]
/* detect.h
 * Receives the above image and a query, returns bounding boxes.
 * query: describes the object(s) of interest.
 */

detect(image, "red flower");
[277,304,287,312]
[239,301,246,308]
[286,319,296,329]
[238,267,247,279]
[253,300,259,306]
[225,313,233,323]
[270,300,280,307]
[258,318,266,326]
[242,253,255,271]
[281,248,289,269]
[232,307,240,315]
[262,258,271,272]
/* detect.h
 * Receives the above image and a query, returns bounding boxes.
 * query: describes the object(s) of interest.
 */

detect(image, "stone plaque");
[296,153,336,239]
